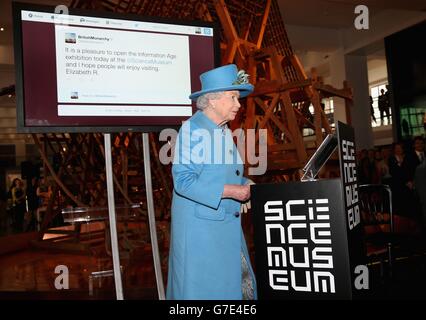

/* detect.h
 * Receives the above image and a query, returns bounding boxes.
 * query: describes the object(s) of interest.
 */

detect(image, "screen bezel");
[12,2,221,133]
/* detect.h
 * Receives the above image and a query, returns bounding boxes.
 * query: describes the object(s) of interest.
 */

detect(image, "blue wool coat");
[166,111,257,300]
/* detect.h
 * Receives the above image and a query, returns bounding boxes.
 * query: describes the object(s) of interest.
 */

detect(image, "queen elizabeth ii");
[166,64,257,300]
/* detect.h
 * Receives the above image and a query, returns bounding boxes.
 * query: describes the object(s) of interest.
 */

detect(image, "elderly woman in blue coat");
[167,64,257,300]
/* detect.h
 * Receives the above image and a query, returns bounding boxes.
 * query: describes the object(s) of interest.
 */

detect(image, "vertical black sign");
[251,179,352,300]
[335,121,366,290]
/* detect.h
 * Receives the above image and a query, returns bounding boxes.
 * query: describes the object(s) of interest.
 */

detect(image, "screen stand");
[104,133,166,300]
[142,133,166,300]
[104,133,124,300]
[301,169,315,182]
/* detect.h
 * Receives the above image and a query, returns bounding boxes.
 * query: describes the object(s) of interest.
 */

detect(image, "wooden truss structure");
[29,0,352,235]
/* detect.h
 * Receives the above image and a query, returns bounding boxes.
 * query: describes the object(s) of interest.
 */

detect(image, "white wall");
[367,58,388,85]
[286,24,342,53]
[345,54,374,149]
[342,9,426,54]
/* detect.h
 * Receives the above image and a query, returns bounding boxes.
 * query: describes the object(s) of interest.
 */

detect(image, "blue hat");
[189,64,254,100]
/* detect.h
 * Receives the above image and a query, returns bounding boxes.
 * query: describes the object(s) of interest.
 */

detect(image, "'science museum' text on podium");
[251,122,365,299]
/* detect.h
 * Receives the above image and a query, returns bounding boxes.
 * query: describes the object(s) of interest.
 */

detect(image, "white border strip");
[58,104,192,116]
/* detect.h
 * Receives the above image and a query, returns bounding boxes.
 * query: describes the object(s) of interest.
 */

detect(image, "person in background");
[369,95,377,124]
[36,177,52,206]
[374,148,388,184]
[412,136,425,167]
[406,136,425,223]
[379,147,392,185]
[388,142,417,218]
[167,64,256,300]
[25,177,39,231]
[357,149,369,184]
[360,149,377,184]
[378,88,390,125]
[10,178,26,232]
[36,177,52,230]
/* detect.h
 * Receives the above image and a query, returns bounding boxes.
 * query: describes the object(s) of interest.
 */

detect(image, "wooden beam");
[242,16,253,41]
[294,107,315,129]
[313,83,353,100]
[254,93,280,146]
[244,55,257,131]
[252,79,312,96]
[290,54,308,81]
[214,0,240,45]
[32,134,86,207]
[254,97,293,143]
[265,48,308,163]
[265,122,276,145]
[222,40,239,65]
[256,93,280,132]
[252,46,276,60]
[256,0,271,49]
[239,39,258,50]
[281,92,308,163]
[268,143,296,152]
[311,89,324,146]
[93,133,147,218]
[195,2,213,22]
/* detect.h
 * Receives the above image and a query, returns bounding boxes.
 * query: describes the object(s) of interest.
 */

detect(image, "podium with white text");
[251,122,365,300]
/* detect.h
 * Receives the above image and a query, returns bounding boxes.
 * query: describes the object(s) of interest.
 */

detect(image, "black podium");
[251,122,365,300]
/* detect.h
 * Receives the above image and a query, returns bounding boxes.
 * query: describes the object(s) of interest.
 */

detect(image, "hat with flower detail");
[189,64,254,100]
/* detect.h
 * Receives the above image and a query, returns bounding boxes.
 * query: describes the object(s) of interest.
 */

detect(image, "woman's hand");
[222,184,250,202]
[240,178,255,213]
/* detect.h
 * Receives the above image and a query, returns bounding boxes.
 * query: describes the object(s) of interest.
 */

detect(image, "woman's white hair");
[196,91,224,110]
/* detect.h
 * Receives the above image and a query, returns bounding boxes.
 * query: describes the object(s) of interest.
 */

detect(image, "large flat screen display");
[13,2,220,132]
